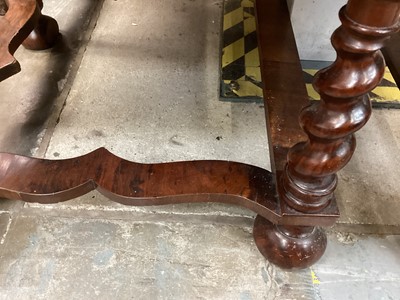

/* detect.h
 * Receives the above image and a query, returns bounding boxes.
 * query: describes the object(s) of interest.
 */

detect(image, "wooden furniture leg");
[254,0,400,269]
[0,0,39,81]
[0,0,399,273]
[22,0,59,50]
[383,32,400,87]
[252,0,335,269]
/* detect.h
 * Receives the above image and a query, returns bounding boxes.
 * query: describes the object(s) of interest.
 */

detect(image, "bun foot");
[22,14,59,50]
[253,215,327,269]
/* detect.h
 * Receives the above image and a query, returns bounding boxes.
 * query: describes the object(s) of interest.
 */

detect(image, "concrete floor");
[0,0,400,299]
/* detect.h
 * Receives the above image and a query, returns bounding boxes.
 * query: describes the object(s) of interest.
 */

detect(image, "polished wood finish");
[255,0,308,174]
[0,148,277,214]
[0,0,38,81]
[254,216,327,269]
[253,0,399,269]
[22,0,59,50]
[0,0,399,270]
[253,0,334,269]
[0,0,59,81]
[383,32,400,87]
[0,148,337,227]
[280,0,400,213]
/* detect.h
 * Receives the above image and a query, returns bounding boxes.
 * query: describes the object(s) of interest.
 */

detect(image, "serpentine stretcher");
[0,0,399,269]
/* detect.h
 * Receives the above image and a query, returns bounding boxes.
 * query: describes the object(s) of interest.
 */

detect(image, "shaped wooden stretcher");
[0,0,399,270]
[0,0,58,81]
[0,0,37,81]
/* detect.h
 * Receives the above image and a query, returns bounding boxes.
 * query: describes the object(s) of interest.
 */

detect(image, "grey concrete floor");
[0,0,400,299]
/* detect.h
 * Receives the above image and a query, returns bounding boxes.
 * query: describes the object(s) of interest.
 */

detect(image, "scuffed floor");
[0,0,400,299]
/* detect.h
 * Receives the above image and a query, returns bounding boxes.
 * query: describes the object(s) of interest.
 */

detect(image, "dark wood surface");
[253,0,331,268]
[253,0,399,269]
[0,0,38,81]
[383,32,400,87]
[280,0,400,214]
[0,0,340,229]
[0,0,399,269]
[0,148,338,226]
[22,0,59,50]
[255,0,308,174]
[253,216,327,269]
[0,148,278,212]
[0,0,59,81]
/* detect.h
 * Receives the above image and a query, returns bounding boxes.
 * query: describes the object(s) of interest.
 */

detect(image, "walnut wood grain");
[255,0,340,218]
[254,0,399,269]
[253,0,332,269]
[0,148,338,227]
[0,0,38,81]
[1,0,398,270]
[383,32,400,87]
[255,0,308,174]
[22,0,59,50]
[253,215,327,269]
[0,148,277,211]
[280,0,400,214]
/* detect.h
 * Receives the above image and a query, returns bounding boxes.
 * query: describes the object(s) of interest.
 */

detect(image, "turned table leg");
[0,0,398,273]
[22,0,59,50]
[254,216,327,269]
[255,0,400,269]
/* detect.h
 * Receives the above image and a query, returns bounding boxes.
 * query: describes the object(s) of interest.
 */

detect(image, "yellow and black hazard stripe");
[220,0,263,101]
[220,0,400,106]
[303,61,400,107]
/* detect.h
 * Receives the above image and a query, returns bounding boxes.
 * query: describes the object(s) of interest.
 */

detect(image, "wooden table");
[0,0,399,269]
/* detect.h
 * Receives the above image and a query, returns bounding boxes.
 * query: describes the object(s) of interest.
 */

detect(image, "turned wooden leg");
[254,0,400,269]
[22,0,59,50]
[253,216,327,269]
